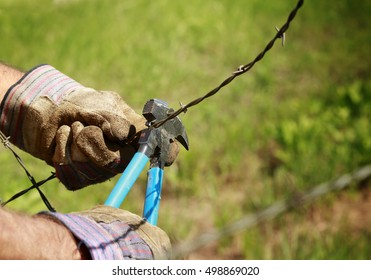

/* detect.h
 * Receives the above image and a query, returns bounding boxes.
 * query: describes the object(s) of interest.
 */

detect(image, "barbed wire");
[172,164,371,259]
[150,0,305,129]
[0,130,56,211]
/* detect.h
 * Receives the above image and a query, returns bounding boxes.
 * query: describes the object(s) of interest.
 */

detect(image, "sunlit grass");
[0,0,370,259]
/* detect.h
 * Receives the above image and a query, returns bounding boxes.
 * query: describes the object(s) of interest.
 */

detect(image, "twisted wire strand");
[172,164,371,259]
[0,130,56,211]
[151,0,304,129]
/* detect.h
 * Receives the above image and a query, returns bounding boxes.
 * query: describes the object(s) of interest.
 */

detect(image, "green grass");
[0,0,370,259]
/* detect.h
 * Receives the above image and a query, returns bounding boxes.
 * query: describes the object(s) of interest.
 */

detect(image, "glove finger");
[70,121,89,162]
[54,124,139,189]
[75,125,138,169]
[55,143,137,190]
[75,125,120,166]
[53,125,71,164]
[100,91,147,134]
[61,91,147,141]
[68,108,143,142]
[54,161,117,190]
[51,101,128,141]
[100,112,145,141]
[53,123,90,164]
[164,141,180,167]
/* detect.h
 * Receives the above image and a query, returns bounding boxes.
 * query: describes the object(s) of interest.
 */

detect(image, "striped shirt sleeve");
[40,211,154,260]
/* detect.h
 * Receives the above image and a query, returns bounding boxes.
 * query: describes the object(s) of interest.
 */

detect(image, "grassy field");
[0,0,370,259]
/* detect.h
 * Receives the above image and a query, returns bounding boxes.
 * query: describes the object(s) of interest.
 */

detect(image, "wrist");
[0,63,24,103]
[36,214,90,260]
[0,207,87,259]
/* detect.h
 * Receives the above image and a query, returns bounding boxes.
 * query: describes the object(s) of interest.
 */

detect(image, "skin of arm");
[0,63,24,101]
[0,207,87,259]
[0,63,89,259]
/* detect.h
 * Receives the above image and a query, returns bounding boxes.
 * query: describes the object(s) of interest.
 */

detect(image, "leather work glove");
[0,65,178,190]
[40,205,171,259]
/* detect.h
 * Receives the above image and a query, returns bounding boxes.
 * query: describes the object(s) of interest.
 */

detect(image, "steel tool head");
[142,99,189,151]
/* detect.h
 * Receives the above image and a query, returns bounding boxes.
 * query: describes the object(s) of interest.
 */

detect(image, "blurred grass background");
[0,0,370,259]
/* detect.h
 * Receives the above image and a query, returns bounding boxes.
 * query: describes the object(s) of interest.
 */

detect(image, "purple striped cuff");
[0,65,83,148]
[41,211,154,260]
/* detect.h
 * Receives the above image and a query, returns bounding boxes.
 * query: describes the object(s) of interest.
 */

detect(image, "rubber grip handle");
[143,166,164,225]
[104,152,149,208]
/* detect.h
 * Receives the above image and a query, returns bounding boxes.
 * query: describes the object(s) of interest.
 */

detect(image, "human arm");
[0,63,24,102]
[0,206,170,260]
[0,207,87,259]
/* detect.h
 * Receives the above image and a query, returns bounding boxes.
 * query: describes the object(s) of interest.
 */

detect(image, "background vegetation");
[1,0,370,259]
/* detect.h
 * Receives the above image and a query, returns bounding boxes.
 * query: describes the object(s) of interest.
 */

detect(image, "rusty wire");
[151,0,305,129]
[172,164,371,259]
[0,130,56,211]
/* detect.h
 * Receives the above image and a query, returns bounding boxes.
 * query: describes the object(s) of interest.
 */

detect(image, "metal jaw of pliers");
[104,99,189,225]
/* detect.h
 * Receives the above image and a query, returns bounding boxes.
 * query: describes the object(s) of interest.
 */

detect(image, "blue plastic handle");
[104,152,149,208]
[143,166,164,225]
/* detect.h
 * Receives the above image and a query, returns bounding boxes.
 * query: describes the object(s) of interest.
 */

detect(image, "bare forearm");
[0,207,85,259]
[0,63,24,102]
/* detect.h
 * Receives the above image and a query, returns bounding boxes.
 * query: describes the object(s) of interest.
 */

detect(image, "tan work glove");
[0,65,178,190]
[40,205,171,259]
[75,205,172,259]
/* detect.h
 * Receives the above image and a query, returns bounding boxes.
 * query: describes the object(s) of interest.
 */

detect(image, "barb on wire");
[275,26,286,46]
[150,0,304,129]
[0,130,56,211]
[172,164,371,259]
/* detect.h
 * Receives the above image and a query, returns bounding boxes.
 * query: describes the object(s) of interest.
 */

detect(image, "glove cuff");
[73,206,172,259]
[39,209,155,260]
[0,64,83,149]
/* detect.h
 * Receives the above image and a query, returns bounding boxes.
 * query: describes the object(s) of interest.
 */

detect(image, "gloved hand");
[0,65,178,190]
[40,205,171,259]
